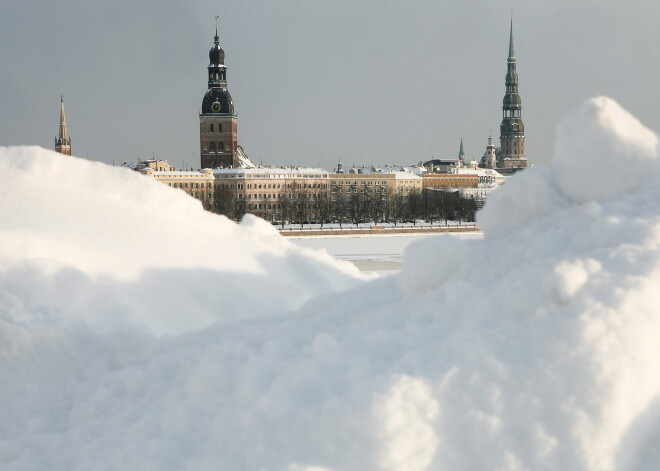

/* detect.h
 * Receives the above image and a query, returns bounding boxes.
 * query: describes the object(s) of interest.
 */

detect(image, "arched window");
[218,142,224,151]
[210,142,215,151]
[210,123,214,133]
[218,124,223,132]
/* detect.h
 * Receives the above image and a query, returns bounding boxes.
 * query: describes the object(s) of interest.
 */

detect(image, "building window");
[219,124,223,132]
[210,142,215,151]
[218,142,224,151]
[210,123,214,133]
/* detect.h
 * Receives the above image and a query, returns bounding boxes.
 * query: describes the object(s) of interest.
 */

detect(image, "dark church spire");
[207,16,227,89]
[55,96,72,156]
[498,15,527,169]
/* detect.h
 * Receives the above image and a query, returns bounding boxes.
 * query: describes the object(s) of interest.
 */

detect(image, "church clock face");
[212,102,221,112]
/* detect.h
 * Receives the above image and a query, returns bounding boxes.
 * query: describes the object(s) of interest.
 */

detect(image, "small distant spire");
[59,96,67,139]
[55,96,72,156]
[508,13,515,60]
[336,156,344,173]
[458,138,465,160]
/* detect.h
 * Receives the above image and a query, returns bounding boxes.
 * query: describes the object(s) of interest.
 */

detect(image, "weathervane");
[215,15,220,32]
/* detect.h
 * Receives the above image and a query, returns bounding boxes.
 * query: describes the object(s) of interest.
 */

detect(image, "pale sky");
[1,0,658,170]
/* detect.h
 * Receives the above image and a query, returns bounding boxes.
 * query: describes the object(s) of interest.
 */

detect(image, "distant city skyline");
[1,0,658,170]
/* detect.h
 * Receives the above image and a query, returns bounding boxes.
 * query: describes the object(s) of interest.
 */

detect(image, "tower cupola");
[482,133,497,169]
[209,30,225,65]
[207,26,228,89]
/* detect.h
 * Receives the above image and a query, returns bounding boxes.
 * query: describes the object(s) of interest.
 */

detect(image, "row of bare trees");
[209,187,480,226]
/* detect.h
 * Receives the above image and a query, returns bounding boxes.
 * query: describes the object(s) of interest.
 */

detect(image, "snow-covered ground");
[289,233,482,274]
[3,96,660,471]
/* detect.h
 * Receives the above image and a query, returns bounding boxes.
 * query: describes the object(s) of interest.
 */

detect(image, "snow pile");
[4,97,660,471]
[0,146,364,336]
[397,96,660,470]
[553,96,659,202]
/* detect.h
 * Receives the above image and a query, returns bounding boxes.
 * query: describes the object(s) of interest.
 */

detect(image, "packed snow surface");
[0,147,365,336]
[3,96,660,471]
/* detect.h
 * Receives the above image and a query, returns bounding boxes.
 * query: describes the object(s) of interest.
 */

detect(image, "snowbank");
[4,96,660,471]
[0,146,364,336]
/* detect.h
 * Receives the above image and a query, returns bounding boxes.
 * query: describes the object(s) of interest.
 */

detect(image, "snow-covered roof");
[236,145,256,169]
[344,164,425,176]
[390,171,422,179]
[153,171,213,177]
[214,167,328,177]
[450,167,505,178]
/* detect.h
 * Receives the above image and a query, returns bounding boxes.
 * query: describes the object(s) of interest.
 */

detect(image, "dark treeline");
[211,188,480,226]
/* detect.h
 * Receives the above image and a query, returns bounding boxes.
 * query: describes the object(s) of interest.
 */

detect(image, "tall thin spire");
[508,14,515,60]
[458,138,465,161]
[59,96,68,141]
[55,96,72,156]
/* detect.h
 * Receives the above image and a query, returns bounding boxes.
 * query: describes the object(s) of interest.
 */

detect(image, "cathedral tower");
[200,23,238,169]
[55,96,72,156]
[499,18,527,169]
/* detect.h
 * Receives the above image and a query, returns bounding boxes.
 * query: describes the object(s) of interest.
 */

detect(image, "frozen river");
[288,232,482,274]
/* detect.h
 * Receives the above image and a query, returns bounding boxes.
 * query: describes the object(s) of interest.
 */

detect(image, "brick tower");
[200,23,238,169]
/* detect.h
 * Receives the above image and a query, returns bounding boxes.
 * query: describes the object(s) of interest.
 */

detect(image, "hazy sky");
[1,0,658,170]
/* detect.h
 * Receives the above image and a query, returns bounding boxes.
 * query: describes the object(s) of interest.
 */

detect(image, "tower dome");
[503,93,522,108]
[202,88,234,114]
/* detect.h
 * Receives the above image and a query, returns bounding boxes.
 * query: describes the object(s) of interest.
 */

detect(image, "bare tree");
[317,191,332,228]
[407,188,423,225]
[332,189,348,228]
[290,184,311,227]
[214,186,237,220]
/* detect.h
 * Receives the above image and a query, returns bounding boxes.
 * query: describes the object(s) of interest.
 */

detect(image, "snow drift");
[0,146,364,336]
[3,96,660,471]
